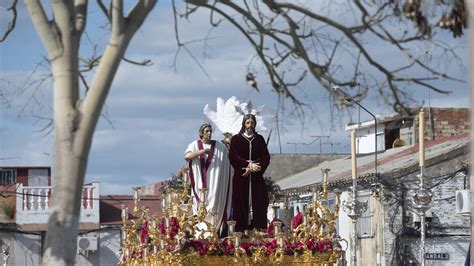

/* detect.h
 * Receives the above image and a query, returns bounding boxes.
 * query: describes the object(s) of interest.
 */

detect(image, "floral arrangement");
[158,173,184,196]
[131,226,340,259]
[159,217,180,238]
[292,211,303,229]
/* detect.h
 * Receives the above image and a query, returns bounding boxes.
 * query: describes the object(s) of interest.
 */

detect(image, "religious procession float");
[119,97,345,265]
[118,169,344,265]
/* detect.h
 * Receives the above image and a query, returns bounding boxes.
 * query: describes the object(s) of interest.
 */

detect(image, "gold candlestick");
[132,186,141,213]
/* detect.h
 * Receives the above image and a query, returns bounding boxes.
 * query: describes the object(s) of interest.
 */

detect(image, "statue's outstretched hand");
[242,167,251,176]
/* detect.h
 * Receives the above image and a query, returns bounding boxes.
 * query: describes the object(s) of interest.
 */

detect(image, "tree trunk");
[23,1,157,264]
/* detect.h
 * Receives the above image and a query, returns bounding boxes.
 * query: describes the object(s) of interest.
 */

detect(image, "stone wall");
[381,149,469,265]
[431,108,469,139]
[413,108,470,141]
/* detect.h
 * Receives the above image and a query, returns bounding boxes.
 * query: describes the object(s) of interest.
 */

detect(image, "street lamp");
[333,86,378,174]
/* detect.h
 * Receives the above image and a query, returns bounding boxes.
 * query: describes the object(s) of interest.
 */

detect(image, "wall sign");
[424,253,449,260]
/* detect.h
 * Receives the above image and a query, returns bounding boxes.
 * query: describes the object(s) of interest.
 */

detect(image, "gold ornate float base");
[121,171,345,265]
[122,250,341,265]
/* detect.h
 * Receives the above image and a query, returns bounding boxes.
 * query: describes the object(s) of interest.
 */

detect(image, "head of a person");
[222,132,233,149]
[199,123,213,142]
[240,114,257,134]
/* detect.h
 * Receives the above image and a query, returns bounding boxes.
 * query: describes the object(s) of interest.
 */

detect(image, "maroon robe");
[229,133,270,231]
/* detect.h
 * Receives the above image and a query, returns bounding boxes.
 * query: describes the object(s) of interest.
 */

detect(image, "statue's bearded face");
[244,118,256,132]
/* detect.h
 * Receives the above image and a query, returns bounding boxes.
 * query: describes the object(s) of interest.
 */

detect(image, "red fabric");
[292,212,303,229]
[140,220,149,243]
[267,218,285,237]
[229,133,270,231]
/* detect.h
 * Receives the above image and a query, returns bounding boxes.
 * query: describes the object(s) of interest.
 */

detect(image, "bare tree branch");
[0,0,18,42]
[183,0,467,113]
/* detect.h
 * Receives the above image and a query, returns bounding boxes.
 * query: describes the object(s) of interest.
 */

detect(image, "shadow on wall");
[99,228,121,265]
[0,231,42,266]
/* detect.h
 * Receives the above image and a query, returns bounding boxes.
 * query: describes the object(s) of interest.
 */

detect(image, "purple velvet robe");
[229,133,270,231]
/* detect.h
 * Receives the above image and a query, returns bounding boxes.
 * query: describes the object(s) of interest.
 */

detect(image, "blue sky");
[0,1,468,194]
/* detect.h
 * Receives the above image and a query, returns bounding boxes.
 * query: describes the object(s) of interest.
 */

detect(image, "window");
[0,170,17,185]
[357,191,373,237]
[28,169,49,186]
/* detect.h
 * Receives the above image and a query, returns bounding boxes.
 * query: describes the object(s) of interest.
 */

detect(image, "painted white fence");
[15,182,100,224]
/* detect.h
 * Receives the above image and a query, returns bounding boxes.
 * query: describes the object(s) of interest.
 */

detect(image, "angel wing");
[204,96,243,135]
[204,97,267,136]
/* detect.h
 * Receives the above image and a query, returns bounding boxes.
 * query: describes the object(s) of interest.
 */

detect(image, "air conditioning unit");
[77,236,98,252]
[456,190,471,216]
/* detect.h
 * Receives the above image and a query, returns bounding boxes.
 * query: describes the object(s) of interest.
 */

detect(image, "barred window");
[0,170,17,185]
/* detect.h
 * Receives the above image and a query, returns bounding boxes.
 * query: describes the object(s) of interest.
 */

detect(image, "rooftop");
[277,133,469,191]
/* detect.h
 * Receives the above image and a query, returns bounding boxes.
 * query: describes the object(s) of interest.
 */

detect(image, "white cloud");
[1,1,469,195]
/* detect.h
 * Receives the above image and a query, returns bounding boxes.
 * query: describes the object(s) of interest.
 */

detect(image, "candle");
[161,198,166,209]
[160,239,165,250]
[274,221,282,235]
[351,130,357,180]
[277,235,283,247]
[165,217,170,228]
[419,109,425,167]
[122,229,127,241]
[312,191,318,204]
[121,205,127,220]
[228,220,236,235]
[235,232,242,247]
[133,189,139,201]
[167,192,172,205]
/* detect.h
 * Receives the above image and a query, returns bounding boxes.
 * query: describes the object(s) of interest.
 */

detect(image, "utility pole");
[310,135,329,156]
[287,142,305,153]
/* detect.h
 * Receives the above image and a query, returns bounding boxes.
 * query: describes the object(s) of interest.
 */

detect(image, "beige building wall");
[354,193,385,266]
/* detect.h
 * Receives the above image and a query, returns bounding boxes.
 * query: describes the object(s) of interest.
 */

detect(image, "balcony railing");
[15,182,100,224]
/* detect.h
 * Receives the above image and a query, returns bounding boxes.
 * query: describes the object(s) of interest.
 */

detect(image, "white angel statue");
[203,96,267,148]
